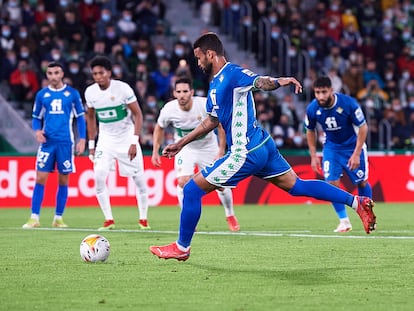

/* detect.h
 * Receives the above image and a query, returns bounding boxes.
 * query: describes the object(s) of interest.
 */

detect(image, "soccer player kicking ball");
[149,32,376,261]
[85,56,150,230]
[151,76,240,231]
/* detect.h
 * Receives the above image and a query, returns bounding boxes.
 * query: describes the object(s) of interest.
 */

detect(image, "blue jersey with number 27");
[32,84,85,143]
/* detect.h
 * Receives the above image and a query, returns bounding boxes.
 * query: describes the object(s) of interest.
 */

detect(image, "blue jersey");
[32,84,85,143]
[206,62,267,151]
[202,62,292,187]
[305,93,366,150]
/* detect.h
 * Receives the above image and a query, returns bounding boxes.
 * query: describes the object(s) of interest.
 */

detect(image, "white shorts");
[175,144,219,177]
[94,143,144,177]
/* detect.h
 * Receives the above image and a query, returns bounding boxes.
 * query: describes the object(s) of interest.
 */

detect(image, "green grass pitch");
[1,203,414,311]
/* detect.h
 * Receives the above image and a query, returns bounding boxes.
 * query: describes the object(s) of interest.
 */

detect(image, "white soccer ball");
[80,234,110,263]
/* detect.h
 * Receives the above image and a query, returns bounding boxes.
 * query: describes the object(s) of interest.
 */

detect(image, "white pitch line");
[3,227,414,239]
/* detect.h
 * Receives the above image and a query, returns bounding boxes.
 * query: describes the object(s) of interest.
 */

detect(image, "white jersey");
[85,79,136,146]
[157,96,218,151]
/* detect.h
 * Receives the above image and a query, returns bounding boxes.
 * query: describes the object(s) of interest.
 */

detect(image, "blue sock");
[55,185,68,216]
[289,178,354,207]
[31,183,44,215]
[332,202,348,219]
[358,183,372,198]
[177,179,206,248]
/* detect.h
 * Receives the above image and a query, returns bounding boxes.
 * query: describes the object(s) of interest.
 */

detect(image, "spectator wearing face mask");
[14,25,36,53]
[150,58,174,101]
[65,60,88,98]
[79,0,101,41]
[9,58,40,109]
[1,24,15,51]
[117,9,138,39]
[95,8,115,40]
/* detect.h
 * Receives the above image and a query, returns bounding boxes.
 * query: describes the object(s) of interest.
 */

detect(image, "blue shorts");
[201,136,292,187]
[322,147,369,184]
[35,141,74,174]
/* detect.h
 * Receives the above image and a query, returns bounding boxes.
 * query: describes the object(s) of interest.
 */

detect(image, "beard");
[202,62,213,76]
[318,96,332,108]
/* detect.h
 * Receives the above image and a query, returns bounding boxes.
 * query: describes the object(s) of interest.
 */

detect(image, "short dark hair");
[193,32,224,56]
[175,76,193,89]
[313,76,332,88]
[90,55,112,71]
[47,61,64,71]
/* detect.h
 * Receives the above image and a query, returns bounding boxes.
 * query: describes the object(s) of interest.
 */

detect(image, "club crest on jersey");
[219,74,224,82]
[336,107,343,114]
[110,96,115,101]
[64,90,71,97]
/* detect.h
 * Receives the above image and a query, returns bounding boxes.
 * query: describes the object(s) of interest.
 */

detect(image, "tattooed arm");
[254,76,303,94]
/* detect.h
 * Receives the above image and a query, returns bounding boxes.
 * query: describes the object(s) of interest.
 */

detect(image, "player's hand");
[277,77,303,94]
[35,130,46,143]
[162,143,181,158]
[151,153,162,167]
[347,153,360,171]
[128,144,137,161]
[310,155,322,175]
[76,139,86,155]
[88,148,95,162]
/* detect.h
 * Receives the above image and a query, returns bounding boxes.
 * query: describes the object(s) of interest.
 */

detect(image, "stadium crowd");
[0,0,413,151]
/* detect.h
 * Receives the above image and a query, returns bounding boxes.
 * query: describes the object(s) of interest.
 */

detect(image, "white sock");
[30,213,39,221]
[351,196,358,210]
[96,188,113,220]
[216,188,234,217]
[53,215,62,221]
[133,175,149,220]
[176,241,190,252]
[340,217,351,224]
[176,185,184,209]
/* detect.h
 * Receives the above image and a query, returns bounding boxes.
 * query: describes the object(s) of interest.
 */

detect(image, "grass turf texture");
[1,203,413,311]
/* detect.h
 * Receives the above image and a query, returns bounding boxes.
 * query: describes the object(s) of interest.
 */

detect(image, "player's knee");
[183,179,205,201]
[94,170,108,193]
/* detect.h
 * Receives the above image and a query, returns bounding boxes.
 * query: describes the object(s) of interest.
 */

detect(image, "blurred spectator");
[170,41,192,73]
[14,25,36,53]
[356,0,380,37]
[65,60,88,97]
[127,37,157,72]
[95,8,115,40]
[327,68,343,93]
[397,45,414,81]
[1,24,15,51]
[57,10,87,51]
[150,58,174,101]
[112,62,135,87]
[339,22,362,58]
[272,114,296,149]
[134,0,158,36]
[79,0,100,41]
[117,9,138,39]
[323,45,347,76]
[342,63,364,97]
[33,1,47,24]
[9,58,39,108]
[2,0,23,26]
[0,49,18,85]
[357,79,389,117]
[362,59,385,88]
